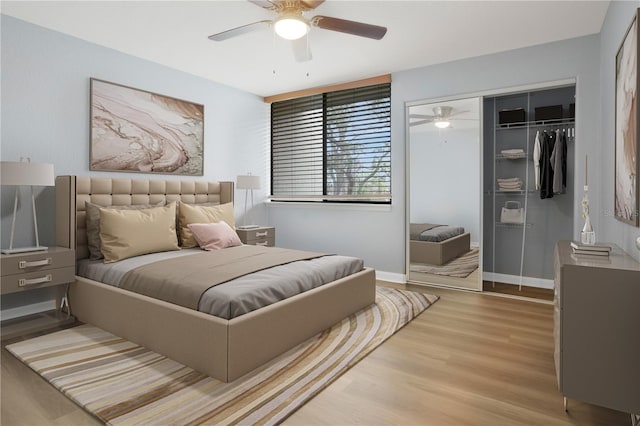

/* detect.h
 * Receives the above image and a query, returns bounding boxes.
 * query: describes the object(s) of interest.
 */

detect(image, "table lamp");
[1,159,55,254]
[236,174,261,229]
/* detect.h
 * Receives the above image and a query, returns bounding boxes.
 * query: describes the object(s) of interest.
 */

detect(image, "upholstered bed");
[55,176,376,382]
[409,223,471,266]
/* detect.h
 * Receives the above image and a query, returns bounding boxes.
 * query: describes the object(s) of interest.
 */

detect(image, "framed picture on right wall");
[615,8,640,226]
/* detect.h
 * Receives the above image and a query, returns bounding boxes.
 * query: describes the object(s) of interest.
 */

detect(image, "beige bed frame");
[409,232,471,266]
[55,176,376,382]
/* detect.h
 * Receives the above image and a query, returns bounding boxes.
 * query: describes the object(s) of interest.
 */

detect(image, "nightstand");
[236,226,275,247]
[1,247,76,340]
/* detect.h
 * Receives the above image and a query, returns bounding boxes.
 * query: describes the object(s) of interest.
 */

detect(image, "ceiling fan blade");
[311,15,387,40]
[409,114,435,120]
[300,0,325,10]
[248,0,278,10]
[208,20,272,41]
[448,110,470,118]
[410,119,433,127]
[292,36,312,62]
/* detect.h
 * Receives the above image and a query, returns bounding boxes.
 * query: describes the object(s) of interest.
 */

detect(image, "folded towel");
[497,177,522,183]
[501,149,525,155]
[502,152,527,159]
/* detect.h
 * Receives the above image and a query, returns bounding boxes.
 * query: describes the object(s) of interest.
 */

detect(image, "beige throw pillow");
[85,201,165,260]
[178,201,235,248]
[99,202,179,263]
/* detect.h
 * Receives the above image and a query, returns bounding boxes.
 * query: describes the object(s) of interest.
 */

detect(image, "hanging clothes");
[534,131,542,190]
[539,130,556,199]
[550,129,567,194]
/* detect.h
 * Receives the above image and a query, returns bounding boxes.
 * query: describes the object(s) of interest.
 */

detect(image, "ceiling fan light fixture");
[434,119,451,129]
[274,15,309,40]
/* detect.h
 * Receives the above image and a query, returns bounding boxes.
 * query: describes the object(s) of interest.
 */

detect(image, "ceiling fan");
[208,0,387,62]
[409,106,475,129]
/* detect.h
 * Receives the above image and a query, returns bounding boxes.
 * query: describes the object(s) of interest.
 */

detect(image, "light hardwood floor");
[1,282,629,426]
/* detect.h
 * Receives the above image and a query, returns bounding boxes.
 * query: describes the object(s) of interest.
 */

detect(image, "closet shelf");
[496,118,575,130]
[496,154,529,160]
[484,190,536,195]
[495,222,533,228]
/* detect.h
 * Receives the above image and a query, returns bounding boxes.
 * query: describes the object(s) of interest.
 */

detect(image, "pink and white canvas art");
[90,79,204,175]
[615,11,639,226]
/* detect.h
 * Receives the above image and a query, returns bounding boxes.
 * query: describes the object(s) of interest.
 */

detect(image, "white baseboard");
[482,272,554,289]
[375,270,406,284]
[1,300,56,321]
[375,269,553,288]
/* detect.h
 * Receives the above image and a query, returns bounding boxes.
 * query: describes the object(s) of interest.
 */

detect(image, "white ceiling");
[1,1,610,98]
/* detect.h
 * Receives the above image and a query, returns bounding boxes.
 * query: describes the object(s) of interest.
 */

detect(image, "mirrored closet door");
[406,97,482,291]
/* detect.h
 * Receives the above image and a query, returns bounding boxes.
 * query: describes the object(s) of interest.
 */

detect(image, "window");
[271,83,391,203]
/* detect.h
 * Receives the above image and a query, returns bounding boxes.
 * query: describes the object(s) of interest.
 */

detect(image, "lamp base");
[236,225,260,229]
[1,245,48,255]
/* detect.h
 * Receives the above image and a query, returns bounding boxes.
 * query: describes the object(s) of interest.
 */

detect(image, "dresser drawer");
[1,266,76,294]
[1,248,75,275]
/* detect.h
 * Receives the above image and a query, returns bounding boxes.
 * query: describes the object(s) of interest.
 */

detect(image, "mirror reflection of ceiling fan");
[409,106,475,129]
[208,0,387,62]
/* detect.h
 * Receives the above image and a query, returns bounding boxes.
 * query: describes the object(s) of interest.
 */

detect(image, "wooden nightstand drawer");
[236,227,275,246]
[253,237,275,247]
[237,227,274,241]
[1,266,76,294]
[1,247,75,275]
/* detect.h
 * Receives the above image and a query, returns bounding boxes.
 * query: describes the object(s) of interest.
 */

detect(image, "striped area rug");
[6,286,438,426]
[410,247,479,278]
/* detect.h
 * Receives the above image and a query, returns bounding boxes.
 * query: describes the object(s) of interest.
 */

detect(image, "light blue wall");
[269,34,601,277]
[1,15,269,246]
[4,1,638,295]
[409,127,481,245]
[0,16,268,313]
[599,0,640,261]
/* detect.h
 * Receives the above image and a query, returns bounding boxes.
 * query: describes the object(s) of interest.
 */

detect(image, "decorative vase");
[581,213,595,245]
[580,185,595,245]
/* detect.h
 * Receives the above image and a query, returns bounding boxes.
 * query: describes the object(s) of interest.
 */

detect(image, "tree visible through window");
[271,83,391,203]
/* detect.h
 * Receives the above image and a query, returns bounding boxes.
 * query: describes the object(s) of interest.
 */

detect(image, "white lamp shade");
[236,175,261,190]
[1,161,55,186]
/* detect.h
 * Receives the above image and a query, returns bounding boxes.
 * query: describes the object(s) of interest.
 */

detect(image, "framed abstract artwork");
[615,9,640,226]
[90,78,204,175]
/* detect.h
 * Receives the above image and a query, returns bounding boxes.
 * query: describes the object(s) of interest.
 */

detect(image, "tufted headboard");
[55,176,234,260]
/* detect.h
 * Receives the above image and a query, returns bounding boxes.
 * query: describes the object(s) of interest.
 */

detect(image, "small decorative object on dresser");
[236,226,275,247]
[580,155,596,245]
[0,247,76,340]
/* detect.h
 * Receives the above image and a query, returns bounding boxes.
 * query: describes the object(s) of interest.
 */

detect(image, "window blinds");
[271,83,391,203]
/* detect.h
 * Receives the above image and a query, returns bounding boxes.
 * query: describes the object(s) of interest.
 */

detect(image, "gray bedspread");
[77,248,364,319]
[410,223,465,242]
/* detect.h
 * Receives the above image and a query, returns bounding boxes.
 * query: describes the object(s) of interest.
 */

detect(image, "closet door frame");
[404,78,577,290]
[405,94,484,291]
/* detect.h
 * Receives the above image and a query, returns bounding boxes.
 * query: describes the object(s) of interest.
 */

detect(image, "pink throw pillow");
[188,222,242,251]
